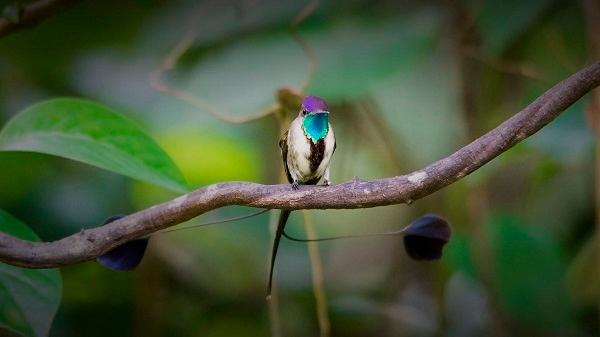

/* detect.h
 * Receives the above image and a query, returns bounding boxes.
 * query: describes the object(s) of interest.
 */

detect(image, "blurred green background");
[0,0,598,336]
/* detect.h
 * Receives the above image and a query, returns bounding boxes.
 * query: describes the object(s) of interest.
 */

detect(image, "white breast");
[286,117,335,184]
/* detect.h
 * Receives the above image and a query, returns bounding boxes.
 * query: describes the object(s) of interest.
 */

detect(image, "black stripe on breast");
[309,138,326,173]
[279,132,294,184]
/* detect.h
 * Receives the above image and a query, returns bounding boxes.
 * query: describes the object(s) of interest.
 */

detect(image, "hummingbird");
[267,95,336,297]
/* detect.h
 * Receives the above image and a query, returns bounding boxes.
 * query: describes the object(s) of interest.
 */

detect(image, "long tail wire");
[150,209,270,237]
[147,207,404,242]
[282,227,405,242]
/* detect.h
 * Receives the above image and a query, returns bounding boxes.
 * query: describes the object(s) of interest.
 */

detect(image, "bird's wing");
[279,130,294,184]
[333,138,337,155]
[329,123,337,156]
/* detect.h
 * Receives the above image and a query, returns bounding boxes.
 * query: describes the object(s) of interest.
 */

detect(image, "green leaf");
[0,98,188,193]
[0,209,62,337]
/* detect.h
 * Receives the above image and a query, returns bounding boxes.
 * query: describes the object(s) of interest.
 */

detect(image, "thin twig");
[290,0,319,93]
[1,62,599,269]
[583,0,600,328]
[463,48,544,80]
[355,100,410,171]
[150,0,319,122]
[302,210,331,337]
[149,3,279,124]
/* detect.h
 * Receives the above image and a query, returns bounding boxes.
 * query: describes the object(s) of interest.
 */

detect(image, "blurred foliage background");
[0,0,598,336]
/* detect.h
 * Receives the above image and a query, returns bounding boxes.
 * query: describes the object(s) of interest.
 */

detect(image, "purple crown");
[302,96,329,112]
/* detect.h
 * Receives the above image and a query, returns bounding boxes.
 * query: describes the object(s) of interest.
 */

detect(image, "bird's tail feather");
[267,209,291,299]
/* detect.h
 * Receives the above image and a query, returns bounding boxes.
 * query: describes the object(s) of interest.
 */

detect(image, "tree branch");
[1,61,600,268]
[0,0,79,38]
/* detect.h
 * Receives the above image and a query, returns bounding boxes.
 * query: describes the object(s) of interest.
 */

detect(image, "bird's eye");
[301,110,308,116]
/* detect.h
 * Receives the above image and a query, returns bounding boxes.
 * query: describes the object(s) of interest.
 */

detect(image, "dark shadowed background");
[0,0,597,336]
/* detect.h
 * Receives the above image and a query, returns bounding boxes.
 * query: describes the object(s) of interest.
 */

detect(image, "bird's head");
[300,96,329,116]
[300,96,330,141]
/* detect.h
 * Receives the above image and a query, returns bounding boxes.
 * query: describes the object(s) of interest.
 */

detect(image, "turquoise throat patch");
[303,113,329,141]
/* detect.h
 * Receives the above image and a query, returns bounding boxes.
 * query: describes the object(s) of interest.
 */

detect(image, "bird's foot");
[323,180,331,186]
[291,182,300,190]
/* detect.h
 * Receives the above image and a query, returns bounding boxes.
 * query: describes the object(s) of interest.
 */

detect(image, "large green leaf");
[0,209,61,337]
[0,98,188,193]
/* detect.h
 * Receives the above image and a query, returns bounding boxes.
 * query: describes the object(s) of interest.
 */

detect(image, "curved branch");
[0,0,79,38]
[148,15,280,124]
[150,0,319,123]
[291,0,319,93]
[2,62,600,268]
